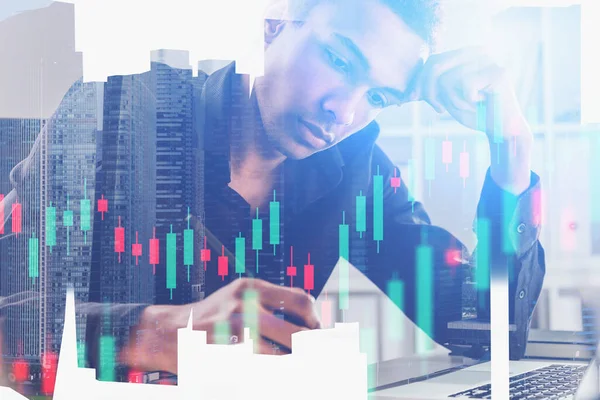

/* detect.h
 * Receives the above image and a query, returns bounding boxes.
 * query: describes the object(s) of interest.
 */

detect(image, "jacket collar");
[200,62,379,214]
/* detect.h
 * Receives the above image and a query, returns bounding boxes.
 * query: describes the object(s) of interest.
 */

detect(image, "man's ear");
[264,19,287,46]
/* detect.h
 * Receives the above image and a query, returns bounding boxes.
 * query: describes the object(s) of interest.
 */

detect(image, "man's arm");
[0,190,17,236]
[0,289,148,378]
[369,144,544,359]
[472,166,545,359]
[406,46,546,359]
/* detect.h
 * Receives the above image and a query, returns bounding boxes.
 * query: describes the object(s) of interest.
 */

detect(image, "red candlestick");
[200,236,211,271]
[13,358,29,383]
[40,351,58,395]
[304,253,314,293]
[98,194,108,220]
[218,245,228,281]
[150,227,159,274]
[12,201,22,236]
[132,231,142,265]
[128,369,144,384]
[390,168,401,193]
[0,194,4,235]
[445,248,462,268]
[286,246,297,287]
[114,216,125,263]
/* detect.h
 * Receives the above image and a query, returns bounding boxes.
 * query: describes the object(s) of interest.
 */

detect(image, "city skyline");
[0,39,239,384]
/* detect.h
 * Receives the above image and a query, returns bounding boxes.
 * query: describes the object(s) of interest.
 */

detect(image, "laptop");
[315,260,600,400]
[367,303,600,399]
[370,358,594,399]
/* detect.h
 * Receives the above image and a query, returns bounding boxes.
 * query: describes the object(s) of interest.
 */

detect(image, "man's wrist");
[139,304,189,331]
[487,122,533,196]
[120,304,188,373]
[489,162,531,196]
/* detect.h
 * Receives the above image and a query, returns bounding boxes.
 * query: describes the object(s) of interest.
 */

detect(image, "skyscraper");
[0,0,86,367]
[151,50,195,305]
[41,79,104,358]
[191,67,209,299]
[89,71,157,365]
[151,50,208,305]
[0,118,42,362]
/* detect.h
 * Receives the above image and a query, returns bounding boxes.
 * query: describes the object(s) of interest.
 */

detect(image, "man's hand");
[410,46,533,195]
[121,278,321,374]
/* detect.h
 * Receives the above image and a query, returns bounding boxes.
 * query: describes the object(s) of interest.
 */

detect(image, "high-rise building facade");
[151,50,209,305]
[151,51,195,305]
[0,118,42,361]
[41,79,103,357]
[0,0,85,367]
[89,71,157,353]
[191,67,209,299]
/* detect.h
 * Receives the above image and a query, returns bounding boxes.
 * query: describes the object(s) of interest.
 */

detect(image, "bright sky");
[59,0,273,82]
[1,0,597,120]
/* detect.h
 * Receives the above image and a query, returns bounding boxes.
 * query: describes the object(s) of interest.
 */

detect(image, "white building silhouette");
[2,289,367,400]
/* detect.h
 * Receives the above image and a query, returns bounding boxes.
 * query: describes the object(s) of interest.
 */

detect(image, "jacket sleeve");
[471,167,545,359]
[0,290,147,367]
[366,144,545,360]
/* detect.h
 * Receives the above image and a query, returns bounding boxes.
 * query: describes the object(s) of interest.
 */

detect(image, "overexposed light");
[59,0,271,84]
[581,0,600,123]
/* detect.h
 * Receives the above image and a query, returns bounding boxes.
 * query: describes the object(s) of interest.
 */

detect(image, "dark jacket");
[0,62,545,382]
[195,62,545,361]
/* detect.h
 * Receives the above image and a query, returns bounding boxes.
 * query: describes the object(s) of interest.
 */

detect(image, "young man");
[1,0,544,383]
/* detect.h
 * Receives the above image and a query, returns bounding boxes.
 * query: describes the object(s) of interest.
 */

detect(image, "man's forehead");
[306,0,428,91]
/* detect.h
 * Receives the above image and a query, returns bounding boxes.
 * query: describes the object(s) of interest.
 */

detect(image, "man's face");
[255,0,427,160]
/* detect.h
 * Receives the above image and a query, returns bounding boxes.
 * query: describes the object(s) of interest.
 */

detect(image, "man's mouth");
[298,118,335,146]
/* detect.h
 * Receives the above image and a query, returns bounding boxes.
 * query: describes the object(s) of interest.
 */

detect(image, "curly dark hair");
[282,0,444,47]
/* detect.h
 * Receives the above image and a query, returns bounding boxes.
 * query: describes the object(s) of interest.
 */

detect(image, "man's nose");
[321,89,364,127]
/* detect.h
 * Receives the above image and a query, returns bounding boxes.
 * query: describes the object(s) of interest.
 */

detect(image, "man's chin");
[281,142,331,160]
[278,147,311,161]
[270,132,333,160]
[269,138,310,160]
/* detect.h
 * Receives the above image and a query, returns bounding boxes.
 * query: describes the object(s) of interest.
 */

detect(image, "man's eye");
[368,91,389,108]
[326,49,349,73]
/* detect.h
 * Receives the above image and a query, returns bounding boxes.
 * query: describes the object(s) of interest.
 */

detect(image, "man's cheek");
[296,54,335,87]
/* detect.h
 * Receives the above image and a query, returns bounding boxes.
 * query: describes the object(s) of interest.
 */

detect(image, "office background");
[375,4,599,337]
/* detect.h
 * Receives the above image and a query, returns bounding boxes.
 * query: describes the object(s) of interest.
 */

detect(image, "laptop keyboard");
[449,364,587,399]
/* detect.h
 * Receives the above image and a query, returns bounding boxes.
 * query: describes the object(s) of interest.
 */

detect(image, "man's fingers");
[254,281,321,329]
[470,64,508,97]
[415,48,488,113]
[205,315,245,345]
[203,315,291,356]
[448,64,507,115]
[437,63,488,112]
[257,338,276,355]
[256,337,290,355]
[258,305,308,349]
[439,64,512,132]
[423,54,481,113]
